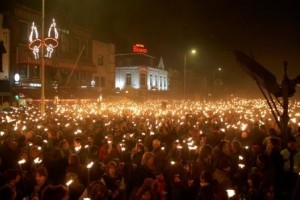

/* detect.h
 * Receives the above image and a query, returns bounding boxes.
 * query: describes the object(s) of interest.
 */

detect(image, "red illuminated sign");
[133,44,148,54]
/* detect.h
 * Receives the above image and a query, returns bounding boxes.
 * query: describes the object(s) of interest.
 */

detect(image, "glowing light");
[18,159,26,165]
[29,19,59,59]
[226,189,235,198]
[238,164,245,169]
[66,179,73,187]
[34,157,42,164]
[75,146,81,152]
[87,161,94,169]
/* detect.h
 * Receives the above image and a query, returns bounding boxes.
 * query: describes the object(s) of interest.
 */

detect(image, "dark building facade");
[3,3,97,99]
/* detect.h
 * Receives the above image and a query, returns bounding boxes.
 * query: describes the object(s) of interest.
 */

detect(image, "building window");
[18,21,28,44]
[150,74,153,86]
[60,32,68,53]
[97,55,104,66]
[126,73,131,86]
[140,73,146,87]
[95,76,100,87]
[100,77,105,87]
[155,75,158,86]
[30,65,40,79]
[164,77,167,88]
[160,76,162,87]
[19,64,28,78]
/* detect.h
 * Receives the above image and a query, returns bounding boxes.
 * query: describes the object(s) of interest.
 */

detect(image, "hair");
[4,169,20,183]
[88,145,99,158]
[215,158,231,170]
[73,137,82,144]
[107,160,118,169]
[141,152,154,166]
[231,139,242,153]
[136,143,145,152]
[268,137,281,152]
[59,139,69,149]
[68,154,80,165]
[201,170,213,183]
[152,139,161,147]
[35,166,48,178]
[87,180,108,200]
[50,147,65,161]
[248,172,262,188]
[136,183,154,200]
[41,185,68,200]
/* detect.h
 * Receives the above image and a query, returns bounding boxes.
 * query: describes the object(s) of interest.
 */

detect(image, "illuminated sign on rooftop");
[133,44,148,54]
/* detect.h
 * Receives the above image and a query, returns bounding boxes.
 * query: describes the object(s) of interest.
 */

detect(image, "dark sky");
[66,0,300,90]
[6,0,300,93]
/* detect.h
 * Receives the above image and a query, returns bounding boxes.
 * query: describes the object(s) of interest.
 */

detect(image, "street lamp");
[28,0,58,115]
[212,67,223,95]
[214,67,222,80]
[183,49,196,98]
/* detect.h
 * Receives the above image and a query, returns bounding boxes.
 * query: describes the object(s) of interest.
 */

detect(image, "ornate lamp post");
[28,0,58,115]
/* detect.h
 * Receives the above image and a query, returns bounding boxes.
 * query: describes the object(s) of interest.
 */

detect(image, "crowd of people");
[0,97,300,200]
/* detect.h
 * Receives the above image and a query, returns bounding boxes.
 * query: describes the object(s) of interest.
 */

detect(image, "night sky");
[3,0,300,94]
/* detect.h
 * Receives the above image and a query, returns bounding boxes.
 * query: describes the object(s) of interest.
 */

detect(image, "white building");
[115,44,168,91]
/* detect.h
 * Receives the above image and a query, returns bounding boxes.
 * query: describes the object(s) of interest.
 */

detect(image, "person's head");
[199,144,212,160]
[256,153,268,168]
[247,172,261,188]
[200,134,208,144]
[25,130,34,141]
[200,170,213,184]
[30,145,42,159]
[287,136,297,150]
[59,139,70,151]
[106,161,118,177]
[141,152,155,168]
[35,167,48,185]
[152,139,161,150]
[156,171,165,182]
[231,140,242,154]
[68,154,80,165]
[87,181,108,200]
[41,185,68,200]
[88,145,99,159]
[266,137,281,154]
[87,134,95,144]
[215,158,231,172]
[136,185,153,200]
[50,147,65,161]
[4,169,21,185]
[136,143,144,152]
[73,137,82,147]
[220,140,231,155]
